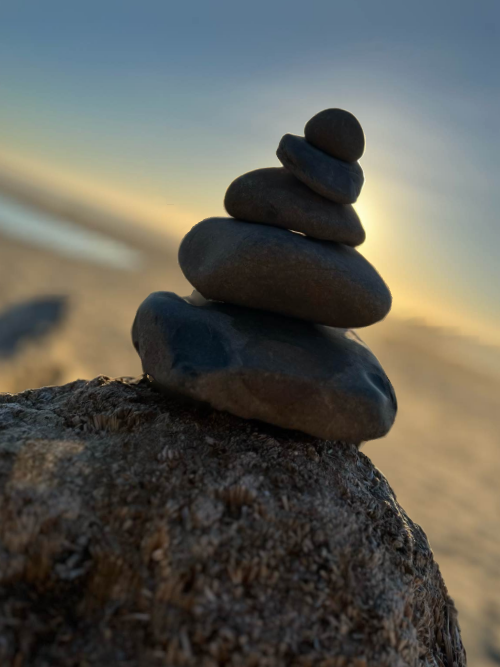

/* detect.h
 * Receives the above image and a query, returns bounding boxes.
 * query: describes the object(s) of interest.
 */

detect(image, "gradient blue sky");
[0,1,498,341]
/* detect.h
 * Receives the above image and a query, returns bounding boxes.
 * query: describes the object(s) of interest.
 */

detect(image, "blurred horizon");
[1,148,500,349]
[0,0,499,345]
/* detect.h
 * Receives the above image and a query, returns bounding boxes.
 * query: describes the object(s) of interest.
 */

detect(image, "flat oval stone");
[277,134,364,204]
[305,108,365,162]
[224,167,365,246]
[132,291,397,443]
[178,218,391,328]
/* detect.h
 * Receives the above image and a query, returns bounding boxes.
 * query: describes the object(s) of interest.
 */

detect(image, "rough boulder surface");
[0,377,466,667]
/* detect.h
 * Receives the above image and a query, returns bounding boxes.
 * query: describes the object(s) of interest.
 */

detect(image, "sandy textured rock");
[0,376,465,666]
[132,291,397,442]
[277,134,364,204]
[179,218,392,328]
[224,167,365,245]
[304,108,365,162]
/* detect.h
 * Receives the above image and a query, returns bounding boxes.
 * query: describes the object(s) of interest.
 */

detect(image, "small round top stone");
[304,108,365,162]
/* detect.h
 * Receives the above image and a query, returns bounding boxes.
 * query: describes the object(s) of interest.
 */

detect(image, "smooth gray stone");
[224,167,365,246]
[305,108,365,162]
[132,291,397,443]
[277,134,364,204]
[178,218,391,328]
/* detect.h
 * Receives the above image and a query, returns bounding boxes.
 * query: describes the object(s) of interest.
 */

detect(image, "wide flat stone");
[132,291,397,442]
[277,134,364,204]
[305,108,365,162]
[178,218,391,328]
[224,167,365,245]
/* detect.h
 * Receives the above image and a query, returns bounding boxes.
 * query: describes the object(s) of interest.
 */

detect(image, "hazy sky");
[0,1,498,342]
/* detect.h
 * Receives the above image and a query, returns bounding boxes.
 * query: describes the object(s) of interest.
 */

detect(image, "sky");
[0,0,498,343]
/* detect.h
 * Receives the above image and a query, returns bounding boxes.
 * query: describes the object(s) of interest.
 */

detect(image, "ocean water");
[0,192,142,270]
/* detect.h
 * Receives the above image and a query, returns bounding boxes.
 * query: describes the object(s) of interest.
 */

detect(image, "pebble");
[178,218,391,328]
[304,108,365,162]
[132,291,397,443]
[277,134,364,204]
[224,167,365,246]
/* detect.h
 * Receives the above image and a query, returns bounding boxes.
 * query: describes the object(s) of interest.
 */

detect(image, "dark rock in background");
[0,295,67,358]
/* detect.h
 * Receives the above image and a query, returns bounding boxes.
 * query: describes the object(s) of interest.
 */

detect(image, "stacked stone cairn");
[132,109,397,443]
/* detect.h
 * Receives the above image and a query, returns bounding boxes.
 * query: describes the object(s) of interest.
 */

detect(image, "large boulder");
[0,376,466,666]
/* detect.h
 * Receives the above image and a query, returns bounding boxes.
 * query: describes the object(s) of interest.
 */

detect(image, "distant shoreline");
[0,161,179,258]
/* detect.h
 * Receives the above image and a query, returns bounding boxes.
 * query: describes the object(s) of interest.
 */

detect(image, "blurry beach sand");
[363,321,500,667]
[0,218,498,667]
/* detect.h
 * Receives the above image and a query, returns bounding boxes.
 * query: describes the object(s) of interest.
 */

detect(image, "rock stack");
[132,109,397,443]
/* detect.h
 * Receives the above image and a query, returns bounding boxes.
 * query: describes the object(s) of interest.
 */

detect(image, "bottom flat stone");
[132,291,397,443]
